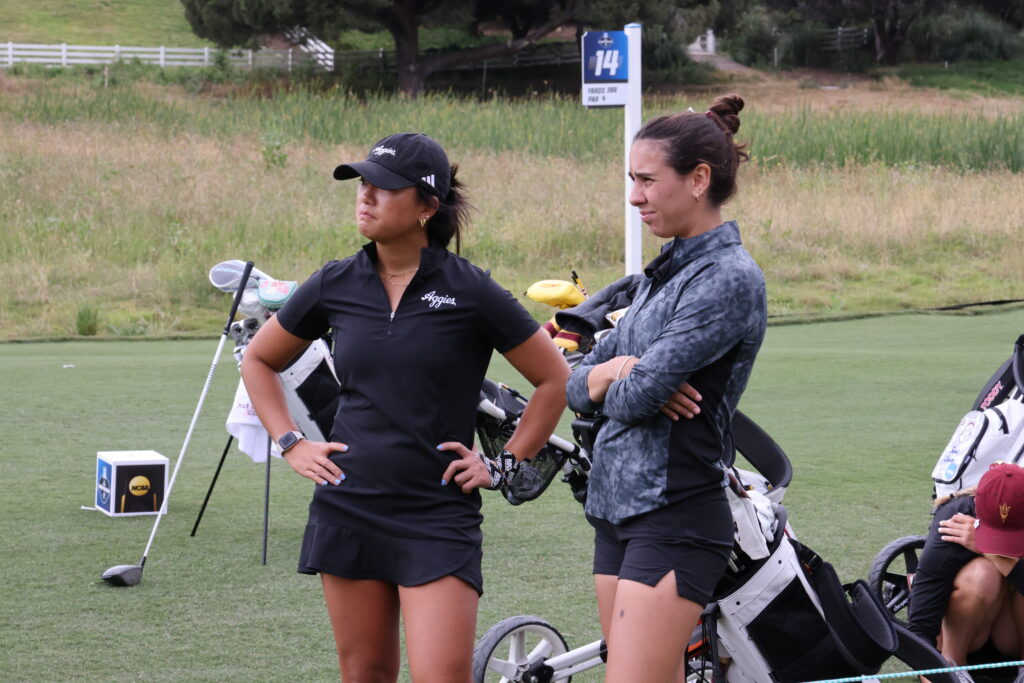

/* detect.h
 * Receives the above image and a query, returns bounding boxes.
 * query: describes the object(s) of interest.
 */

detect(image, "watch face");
[279,432,300,451]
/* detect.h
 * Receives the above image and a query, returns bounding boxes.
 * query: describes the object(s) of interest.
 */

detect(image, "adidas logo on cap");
[421,174,435,188]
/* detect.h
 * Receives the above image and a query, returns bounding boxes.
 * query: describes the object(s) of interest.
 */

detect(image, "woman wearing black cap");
[241,132,569,682]
[566,95,767,682]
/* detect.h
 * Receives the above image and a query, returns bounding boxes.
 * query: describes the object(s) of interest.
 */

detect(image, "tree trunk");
[872,17,899,65]
[390,0,426,96]
[870,0,926,66]
[386,0,578,96]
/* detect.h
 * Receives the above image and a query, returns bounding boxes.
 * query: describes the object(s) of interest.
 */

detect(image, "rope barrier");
[804,659,1024,683]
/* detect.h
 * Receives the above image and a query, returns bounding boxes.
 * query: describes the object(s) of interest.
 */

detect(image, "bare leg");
[604,572,705,683]
[940,557,1009,664]
[400,575,479,683]
[990,587,1024,658]
[594,573,619,641]
[321,573,401,682]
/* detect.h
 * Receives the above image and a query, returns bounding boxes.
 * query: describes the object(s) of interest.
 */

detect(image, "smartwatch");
[277,430,305,453]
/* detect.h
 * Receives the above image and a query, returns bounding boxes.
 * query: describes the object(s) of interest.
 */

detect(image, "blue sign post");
[581,31,629,108]
[581,24,643,275]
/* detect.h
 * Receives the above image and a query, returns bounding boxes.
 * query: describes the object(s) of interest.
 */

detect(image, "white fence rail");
[820,26,871,51]
[0,42,326,71]
[5,37,718,74]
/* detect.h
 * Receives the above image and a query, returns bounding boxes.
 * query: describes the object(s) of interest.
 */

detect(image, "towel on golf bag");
[226,380,280,463]
[227,339,339,463]
[725,476,777,561]
[712,535,897,682]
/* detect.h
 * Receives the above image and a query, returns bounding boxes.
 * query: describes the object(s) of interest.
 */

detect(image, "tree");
[848,0,938,65]
[763,0,946,64]
[181,0,720,95]
[182,0,579,95]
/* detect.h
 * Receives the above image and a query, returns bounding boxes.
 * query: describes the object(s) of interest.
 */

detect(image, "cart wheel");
[868,534,927,622]
[473,615,570,683]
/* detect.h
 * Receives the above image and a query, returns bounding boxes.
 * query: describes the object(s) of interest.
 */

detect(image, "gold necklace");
[378,267,417,287]
[379,267,418,279]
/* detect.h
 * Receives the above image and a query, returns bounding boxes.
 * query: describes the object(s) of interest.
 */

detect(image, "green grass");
[2,82,1024,339]
[2,309,1023,680]
[0,0,215,48]
[881,59,1024,96]
[4,79,1023,171]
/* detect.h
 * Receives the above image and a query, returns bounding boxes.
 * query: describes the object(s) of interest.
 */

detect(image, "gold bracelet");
[614,356,632,381]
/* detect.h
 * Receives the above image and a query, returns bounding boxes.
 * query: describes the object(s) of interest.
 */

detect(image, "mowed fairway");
[2,308,1022,680]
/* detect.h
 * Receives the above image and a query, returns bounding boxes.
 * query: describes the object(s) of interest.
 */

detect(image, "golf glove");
[478,449,526,491]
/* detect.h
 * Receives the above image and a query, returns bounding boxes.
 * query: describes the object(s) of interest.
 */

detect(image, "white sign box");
[96,450,168,517]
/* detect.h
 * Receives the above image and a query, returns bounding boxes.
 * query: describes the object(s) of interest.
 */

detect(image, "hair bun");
[708,94,744,135]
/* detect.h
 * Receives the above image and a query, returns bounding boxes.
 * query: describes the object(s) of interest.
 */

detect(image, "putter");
[102,261,254,587]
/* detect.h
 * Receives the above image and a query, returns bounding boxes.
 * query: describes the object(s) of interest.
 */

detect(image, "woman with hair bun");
[242,132,569,682]
[567,95,767,682]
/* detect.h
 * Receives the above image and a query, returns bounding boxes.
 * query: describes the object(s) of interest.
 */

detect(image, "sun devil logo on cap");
[1001,503,1012,523]
[372,146,397,157]
[421,174,435,188]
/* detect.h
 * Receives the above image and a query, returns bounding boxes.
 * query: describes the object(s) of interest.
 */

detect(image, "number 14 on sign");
[592,49,620,77]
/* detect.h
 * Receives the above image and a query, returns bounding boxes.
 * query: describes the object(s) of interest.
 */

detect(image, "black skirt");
[297,521,484,595]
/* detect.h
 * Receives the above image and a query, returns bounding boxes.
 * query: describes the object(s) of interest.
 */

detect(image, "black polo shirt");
[275,243,538,543]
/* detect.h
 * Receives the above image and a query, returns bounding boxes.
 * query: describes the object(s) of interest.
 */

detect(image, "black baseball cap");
[333,132,451,199]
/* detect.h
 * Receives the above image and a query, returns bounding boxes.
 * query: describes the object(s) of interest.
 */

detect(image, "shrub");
[724,6,779,67]
[75,306,99,336]
[779,21,829,68]
[644,29,717,86]
[905,9,1023,63]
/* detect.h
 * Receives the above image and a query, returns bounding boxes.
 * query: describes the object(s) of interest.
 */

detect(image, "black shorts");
[587,489,733,607]
[297,522,484,595]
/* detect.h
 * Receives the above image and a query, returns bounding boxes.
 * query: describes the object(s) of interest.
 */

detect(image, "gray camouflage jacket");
[566,221,767,524]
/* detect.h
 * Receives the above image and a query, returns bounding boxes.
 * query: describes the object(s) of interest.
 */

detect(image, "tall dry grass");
[2,114,1023,338]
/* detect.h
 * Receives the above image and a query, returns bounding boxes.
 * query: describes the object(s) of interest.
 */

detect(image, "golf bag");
[932,334,1024,498]
[698,517,898,682]
[212,261,340,457]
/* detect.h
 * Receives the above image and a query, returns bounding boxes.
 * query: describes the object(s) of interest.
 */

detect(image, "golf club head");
[101,564,143,587]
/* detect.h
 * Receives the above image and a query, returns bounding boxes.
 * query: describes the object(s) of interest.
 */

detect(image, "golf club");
[101,261,254,587]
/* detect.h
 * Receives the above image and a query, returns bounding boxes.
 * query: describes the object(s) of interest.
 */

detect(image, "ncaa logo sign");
[129,475,151,496]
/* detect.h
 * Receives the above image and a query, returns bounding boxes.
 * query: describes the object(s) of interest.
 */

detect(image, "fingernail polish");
[441,478,447,486]
[334,478,341,485]
[339,473,346,481]
[436,444,443,450]
[341,445,349,452]
[318,480,326,486]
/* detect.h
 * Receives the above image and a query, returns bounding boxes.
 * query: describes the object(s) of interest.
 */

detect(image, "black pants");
[907,495,978,643]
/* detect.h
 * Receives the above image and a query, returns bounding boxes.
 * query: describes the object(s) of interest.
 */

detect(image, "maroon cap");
[975,463,1024,557]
